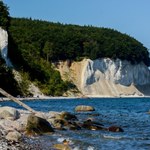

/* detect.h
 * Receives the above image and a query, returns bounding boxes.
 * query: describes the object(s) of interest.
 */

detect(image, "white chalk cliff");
[0,27,12,67]
[57,58,150,97]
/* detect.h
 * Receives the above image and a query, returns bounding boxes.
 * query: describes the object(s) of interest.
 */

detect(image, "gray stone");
[0,106,20,120]
[6,130,22,142]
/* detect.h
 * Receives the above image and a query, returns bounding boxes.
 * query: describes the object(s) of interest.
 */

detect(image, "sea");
[1,97,150,150]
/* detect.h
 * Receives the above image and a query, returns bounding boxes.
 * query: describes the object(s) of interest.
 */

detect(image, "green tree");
[43,41,53,62]
[0,1,10,29]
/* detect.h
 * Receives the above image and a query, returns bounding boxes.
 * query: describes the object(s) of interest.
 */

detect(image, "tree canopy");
[8,18,150,66]
[0,1,10,29]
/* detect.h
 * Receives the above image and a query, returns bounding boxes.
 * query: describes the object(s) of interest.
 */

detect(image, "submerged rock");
[53,144,71,150]
[26,114,54,135]
[75,105,95,112]
[108,126,124,132]
[60,111,78,121]
[81,119,105,130]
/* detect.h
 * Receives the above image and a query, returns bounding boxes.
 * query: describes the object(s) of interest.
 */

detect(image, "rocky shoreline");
[0,108,44,150]
[0,105,124,150]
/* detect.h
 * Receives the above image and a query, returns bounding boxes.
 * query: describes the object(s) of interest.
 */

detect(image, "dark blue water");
[1,97,150,150]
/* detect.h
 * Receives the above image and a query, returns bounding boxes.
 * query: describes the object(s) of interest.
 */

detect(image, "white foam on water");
[103,134,123,140]
[87,146,95,150]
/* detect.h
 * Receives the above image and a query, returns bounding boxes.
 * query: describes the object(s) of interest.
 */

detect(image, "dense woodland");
[8,18,150,66]
[0,1,150,96]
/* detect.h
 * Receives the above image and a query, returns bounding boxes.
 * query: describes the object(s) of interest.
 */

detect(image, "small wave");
[103,134,123,140]
[87,146,95,150]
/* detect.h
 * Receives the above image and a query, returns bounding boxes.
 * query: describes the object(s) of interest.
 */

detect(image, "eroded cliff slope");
[57,59,150,97]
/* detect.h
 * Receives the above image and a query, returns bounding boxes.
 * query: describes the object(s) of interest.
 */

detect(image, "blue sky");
[3,0,150,49]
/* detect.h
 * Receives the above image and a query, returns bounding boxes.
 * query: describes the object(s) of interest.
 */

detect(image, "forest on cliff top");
[9,18,150,66]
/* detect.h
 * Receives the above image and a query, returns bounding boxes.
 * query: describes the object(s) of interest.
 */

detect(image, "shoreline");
[1,95,150,102]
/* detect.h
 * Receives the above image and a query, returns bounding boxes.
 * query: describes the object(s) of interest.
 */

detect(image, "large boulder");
[75,105,95,112]
[0,106,20,120]
[26,114,54,135]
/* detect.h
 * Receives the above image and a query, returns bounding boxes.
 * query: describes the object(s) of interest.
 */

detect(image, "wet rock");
[48,118,81,130]
[26,114,54,135]
[75,105,95,112]
[81,119,105,130]
[48,111,79,130]
[53,139,71,150]
[53,143,71,150]
[64,121,81,130]
[60,111,78,121]
[48,111,61,118]
[0,106,20,120]
[87,113,100,117]
[48,118,66,130]
[6,130,22,142]
[108,126,124,132]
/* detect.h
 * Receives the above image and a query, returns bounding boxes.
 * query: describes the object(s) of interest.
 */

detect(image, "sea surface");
[1,97,150,150]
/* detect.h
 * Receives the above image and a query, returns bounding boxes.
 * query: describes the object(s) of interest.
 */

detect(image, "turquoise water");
[1,97,150,150]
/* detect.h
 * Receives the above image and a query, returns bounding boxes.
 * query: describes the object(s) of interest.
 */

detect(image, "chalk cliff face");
[0,27,8,59]
[57,58,150,97]
[0,27,12,67]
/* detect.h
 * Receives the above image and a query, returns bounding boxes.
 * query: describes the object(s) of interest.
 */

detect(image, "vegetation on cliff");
[0,55,22,96]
